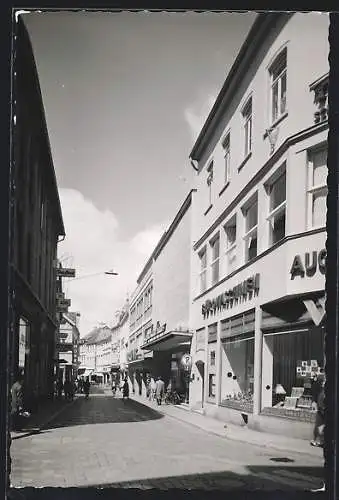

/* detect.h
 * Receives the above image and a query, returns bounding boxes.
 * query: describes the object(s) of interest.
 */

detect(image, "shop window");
[221,335,254,404]
[269,48,287,124]
[224,215,237,274]
[208,374,216,398]
[198,247,207,293]
[267,168,286,246]
[210,234,220,285]
[243,196,258,263]
[242,97,252,158]
[222,133,231,185]
[262,327,325,410]
[307,146,328,229]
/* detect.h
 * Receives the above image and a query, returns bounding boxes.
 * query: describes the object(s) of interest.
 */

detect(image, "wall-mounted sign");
[290,249,326,280]
[56,298,71,313]
[180,354,192,371]
[202,273,260,319]
[155,321,166,334]
[56,267,76,278]
[56,292,65,301]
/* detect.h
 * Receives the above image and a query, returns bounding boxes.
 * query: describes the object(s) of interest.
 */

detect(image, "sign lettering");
[202,273,260,319]
[56,268,76,278]
[290,249,326,280]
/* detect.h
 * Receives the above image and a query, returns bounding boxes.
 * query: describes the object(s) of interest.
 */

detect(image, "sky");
[22,10,256,336]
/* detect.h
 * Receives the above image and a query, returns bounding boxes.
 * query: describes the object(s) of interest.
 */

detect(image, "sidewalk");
[10,397,75,440]
[130,393,323,459]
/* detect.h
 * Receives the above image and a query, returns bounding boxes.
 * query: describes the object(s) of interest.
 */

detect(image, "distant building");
[78,325,112,383]
[57,312,80,383]
[11,17,65,405]
[188,12,328,439]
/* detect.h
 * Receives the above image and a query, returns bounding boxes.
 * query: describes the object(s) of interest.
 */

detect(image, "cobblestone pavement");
[10,391,324,491]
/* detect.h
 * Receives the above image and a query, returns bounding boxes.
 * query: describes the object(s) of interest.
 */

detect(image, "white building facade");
[188,12,329,439]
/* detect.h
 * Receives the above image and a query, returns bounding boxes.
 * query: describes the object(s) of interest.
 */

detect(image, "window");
[224,215,237,274]
[208,374,216,398]
[222,133,231,184]
[206,161,214,208]
[210,350,216,366]
[242,98,252,158]
[199,247,207,293]
[269,48,287,124]
[210,235,220,285]
[243,197,258,263]
[221,336,254,404]
[307,147,328,228]
[267,169,286,245]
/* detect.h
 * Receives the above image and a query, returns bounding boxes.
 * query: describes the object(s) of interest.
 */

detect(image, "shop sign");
[290,249,326,280]
[56,267,76,278]
[180,354,192,371]
[202,273,260,319]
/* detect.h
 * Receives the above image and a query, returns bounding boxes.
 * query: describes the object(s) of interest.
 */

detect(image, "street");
[10,386,324,491]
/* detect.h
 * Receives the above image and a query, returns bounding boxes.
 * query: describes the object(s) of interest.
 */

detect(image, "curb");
[11,397,77,440]
[130,395,322,459]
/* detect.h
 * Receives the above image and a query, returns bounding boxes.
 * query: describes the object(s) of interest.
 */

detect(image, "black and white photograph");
[6,9,336,495]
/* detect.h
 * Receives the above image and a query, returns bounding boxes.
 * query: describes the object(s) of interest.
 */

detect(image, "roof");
[189,12,293,164]
[81,326,112,345]
[136,189,195,284]
[17,16,65,236]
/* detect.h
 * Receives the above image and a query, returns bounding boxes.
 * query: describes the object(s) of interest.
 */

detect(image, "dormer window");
[310,73,329,124]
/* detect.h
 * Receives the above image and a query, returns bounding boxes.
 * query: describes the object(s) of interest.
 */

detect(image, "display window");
[220,334,254,407]
[261,326,325,411]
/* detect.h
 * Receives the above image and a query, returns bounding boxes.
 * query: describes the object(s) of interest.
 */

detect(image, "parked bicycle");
[164,390,181,405]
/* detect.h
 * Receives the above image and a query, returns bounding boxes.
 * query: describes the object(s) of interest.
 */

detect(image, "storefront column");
[203,326,208,404]
[216,321,222,405]
[253,306,262,415]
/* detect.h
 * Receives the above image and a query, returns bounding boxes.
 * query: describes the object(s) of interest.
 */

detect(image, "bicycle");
[164,390,181,405]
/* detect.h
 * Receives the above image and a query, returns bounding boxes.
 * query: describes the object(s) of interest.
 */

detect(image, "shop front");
[189,234,326,438]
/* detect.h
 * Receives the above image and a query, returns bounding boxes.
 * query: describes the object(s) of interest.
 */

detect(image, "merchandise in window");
[267,169,286,245]
[262,326,325,411]
[307,147,328,229]
[221,336,254,405]
[270,49,287,124]
[243,198,258,263]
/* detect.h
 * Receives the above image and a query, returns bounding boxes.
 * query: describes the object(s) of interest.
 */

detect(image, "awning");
[141,330,193,352]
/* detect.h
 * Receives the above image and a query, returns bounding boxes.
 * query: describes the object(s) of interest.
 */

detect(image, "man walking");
[155,376,165,406]
[10,372,24,431]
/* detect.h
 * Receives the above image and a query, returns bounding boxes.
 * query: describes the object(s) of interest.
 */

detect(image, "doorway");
[196,361,205,408]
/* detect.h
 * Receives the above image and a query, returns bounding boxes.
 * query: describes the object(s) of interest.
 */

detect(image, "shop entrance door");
[196,361,205,408]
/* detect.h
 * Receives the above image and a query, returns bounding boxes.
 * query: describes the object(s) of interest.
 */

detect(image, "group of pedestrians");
[147,376,165,405]
[112,377,130,399]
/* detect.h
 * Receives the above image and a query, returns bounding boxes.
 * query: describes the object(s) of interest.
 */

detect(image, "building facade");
[11,17,65,406]
[140,190,195,402]
[78,325,112,382]
[188,12,329,438]
[57,312,80,383]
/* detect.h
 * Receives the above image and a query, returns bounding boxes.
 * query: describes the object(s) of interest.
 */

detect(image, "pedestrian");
[149,377,156,401]
[122,379,129,399]
[310,372,325,447]
[83,377,90,399]
[56,378,63,399]
[155,376,165,406]
[10,372,24,431]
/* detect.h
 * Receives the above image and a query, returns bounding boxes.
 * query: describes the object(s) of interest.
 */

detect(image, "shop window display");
[262,326,324,414]
[221,336,254,410]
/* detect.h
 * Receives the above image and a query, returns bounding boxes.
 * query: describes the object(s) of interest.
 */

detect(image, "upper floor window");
[206,160,214,208]
[267,167,286,246]
[269,48,287,124]
[222,133,231,185]
[307,146,328,229]
[242,98,252,158]
[210,234,220,286]
[199,247,207,293]
[243,196,258,263]
[224,215,237,274]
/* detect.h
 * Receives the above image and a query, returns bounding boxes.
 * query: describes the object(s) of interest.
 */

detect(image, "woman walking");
[83,377,90,399]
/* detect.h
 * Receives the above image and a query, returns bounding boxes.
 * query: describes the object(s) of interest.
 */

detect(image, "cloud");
[184,92,217,143]
[58,188,165,337]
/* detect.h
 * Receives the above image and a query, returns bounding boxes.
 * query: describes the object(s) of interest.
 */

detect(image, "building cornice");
[189,13,293,164]
[193,120,328,252]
